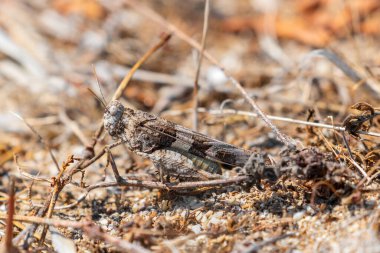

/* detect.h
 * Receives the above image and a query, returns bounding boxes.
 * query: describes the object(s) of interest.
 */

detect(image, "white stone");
[190,224,202,234]
[293,211,305,220]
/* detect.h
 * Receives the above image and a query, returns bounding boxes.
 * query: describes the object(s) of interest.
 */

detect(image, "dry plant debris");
[0,0,379,252]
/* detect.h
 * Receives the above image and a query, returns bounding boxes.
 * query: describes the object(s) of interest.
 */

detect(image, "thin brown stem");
[193,0,210,131]
[4,178,16,251]
[39,155,75,245]
[13,113,60,172]
[111,33,171,101]
[87,175,250,192]
[163,108,380,138]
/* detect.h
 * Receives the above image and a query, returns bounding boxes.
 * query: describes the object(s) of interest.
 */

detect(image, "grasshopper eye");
[109,104,118,116]
[106,101,124,120]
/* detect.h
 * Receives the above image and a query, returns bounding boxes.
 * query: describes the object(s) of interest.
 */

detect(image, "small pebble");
[293,211,305,220]
[190,224,202,234]
[195,211,203,222]
[213,211,224,218]
[99,218,109,226]
[306,205,316,215]
[209,217,220,225]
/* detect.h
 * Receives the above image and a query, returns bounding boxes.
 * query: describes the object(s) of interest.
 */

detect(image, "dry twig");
[192,0,210,131]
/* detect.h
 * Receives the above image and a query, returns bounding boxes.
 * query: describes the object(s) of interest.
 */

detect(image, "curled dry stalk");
[343,102,379,137]
[341,102,379,182]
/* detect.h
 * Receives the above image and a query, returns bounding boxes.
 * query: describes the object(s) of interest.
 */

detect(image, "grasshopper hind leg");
[152,161,170,183]
[149,149,222,181]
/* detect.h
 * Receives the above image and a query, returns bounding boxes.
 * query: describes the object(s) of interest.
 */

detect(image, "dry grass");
[0,1,379,252]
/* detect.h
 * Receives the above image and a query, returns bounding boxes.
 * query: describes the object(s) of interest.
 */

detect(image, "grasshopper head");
[104,100,126,139]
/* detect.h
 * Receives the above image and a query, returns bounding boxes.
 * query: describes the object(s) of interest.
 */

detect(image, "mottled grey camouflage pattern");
[104,100,278,181]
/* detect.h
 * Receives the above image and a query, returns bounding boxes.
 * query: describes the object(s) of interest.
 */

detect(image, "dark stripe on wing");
[141,119,252,167]
[204,143,252,167]
[140,119,179,149]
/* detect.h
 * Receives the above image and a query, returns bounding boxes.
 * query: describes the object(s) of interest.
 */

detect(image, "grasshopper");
[104,100,277,183]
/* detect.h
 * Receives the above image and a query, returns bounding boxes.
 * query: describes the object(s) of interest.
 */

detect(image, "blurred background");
[0,0,379,135]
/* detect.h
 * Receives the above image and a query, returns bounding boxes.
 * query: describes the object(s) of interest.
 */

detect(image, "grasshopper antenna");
[92,65,108,105]
[90,65,109,113]
[88,88,108,110]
